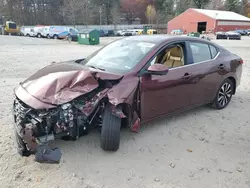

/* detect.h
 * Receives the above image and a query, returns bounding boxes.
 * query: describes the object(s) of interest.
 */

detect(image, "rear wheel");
[37,33,41,38]
[100,104,121,151]
[53,35,58,39]
[15,131,31,157]
[212,79,234,109]
[47,34,50,39]
[26,34,30,37]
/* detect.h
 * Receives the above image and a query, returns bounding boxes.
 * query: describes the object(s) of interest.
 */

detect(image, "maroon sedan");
[13,35,243,160]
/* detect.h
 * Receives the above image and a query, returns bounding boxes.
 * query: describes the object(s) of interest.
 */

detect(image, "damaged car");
[13,35,243,160]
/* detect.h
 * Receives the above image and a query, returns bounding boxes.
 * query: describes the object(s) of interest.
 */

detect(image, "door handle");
[218,64,225,69]
[182,73,192,80]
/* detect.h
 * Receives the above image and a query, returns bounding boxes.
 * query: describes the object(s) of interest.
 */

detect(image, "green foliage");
[0,0,247,25]
[192,0,211,9]
[224,0,241,13]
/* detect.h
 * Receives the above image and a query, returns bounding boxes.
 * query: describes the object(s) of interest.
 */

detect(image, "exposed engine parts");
[12,69,139,163]
[13,87,111,156]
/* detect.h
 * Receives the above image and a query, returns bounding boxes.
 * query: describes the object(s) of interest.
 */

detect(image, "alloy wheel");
[218,83,232,107]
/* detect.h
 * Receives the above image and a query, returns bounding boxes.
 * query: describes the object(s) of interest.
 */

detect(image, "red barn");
[168,8,250,33]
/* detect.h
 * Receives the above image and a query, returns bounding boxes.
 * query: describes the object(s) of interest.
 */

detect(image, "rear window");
[209,45,218,58]
[189,42,211,63]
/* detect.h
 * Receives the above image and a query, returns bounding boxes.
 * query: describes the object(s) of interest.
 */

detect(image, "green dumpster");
[77,29,100,45]
[188,32,200,37]
[143,25,152,34]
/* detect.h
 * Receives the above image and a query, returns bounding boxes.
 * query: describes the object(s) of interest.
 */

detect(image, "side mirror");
[147,64,169,75]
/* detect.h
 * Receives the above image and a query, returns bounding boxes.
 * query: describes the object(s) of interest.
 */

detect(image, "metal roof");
[192,8,250,21]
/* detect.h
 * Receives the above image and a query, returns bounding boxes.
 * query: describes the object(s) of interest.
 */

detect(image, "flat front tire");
[100,104,121,151]
[212,79,234,110]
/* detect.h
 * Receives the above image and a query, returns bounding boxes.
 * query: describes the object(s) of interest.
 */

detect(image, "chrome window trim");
[169,51,220,71]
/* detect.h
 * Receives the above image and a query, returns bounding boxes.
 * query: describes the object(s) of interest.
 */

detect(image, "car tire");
[53,35,58,39]
[211,79,234,110]
[15,131,31,157]
[100,103,121,151]
[47,34,50,39]
[37,33,41,38]
[26,34,30,37]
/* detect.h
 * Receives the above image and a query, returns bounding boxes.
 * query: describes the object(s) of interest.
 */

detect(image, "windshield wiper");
[88,65,105,71]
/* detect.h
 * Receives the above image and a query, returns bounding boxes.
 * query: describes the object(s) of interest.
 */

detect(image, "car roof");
[123,35,213,44]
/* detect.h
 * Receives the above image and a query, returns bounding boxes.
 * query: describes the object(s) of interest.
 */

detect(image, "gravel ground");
[0,35,249,188]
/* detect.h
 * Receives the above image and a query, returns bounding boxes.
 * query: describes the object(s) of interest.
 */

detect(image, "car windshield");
[81,38,156,74]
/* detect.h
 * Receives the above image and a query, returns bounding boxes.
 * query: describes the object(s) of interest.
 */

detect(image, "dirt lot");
[0,35,249,188]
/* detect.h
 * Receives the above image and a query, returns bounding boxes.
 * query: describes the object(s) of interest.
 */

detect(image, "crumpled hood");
[15,61,123,107]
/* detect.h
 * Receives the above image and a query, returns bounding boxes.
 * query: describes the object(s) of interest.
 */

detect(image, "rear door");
[185,41,223,106]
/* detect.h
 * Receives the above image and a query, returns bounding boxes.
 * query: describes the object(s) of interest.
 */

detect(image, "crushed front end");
[12,65,140,162]
[13,87,107,158]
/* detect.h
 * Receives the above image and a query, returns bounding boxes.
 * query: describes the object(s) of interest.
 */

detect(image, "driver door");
[140,42,197,122]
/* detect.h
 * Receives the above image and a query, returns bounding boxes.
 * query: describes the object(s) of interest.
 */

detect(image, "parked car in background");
[48,26,68,39]
[171,29,184,35]
[246,29,250,36]
[34,26,45,38]
[216,31,228,39]
[135,29,143,35]
[13,35,243,161]
[41,26,51,38]
[116,30,126,36]
[234,29,248,36]
[99,30,106,37]
[58,27,79,41]
[216,31,241,40]
[126,30,137,36]
[20,27,36,37]
[124,31,133,36]
[226,31,241,40]
[106,30,115,36]
[147,29,157,35]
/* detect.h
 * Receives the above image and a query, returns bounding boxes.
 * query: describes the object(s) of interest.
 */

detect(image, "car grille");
[14,98,31,119]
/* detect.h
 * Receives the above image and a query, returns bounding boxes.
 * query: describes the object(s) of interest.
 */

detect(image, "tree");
[92,0,120,25]
[120,0,141,24]
[240,0,249,16]
[175,0,191,15]
[224,0,241,13]
[145,5,156,24]
[155,0,174,14]
[147,0,174,24]
[111,1,120,25]
[61,0,82,26]
[192,0,211,9]
[205,0,224,10]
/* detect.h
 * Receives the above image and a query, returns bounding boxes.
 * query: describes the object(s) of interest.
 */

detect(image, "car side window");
[189,42,211,63]
[150,43,186,69]
[209,45,218,58]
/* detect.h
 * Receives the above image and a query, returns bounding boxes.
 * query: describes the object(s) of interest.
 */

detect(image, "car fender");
[107,77,140,107]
